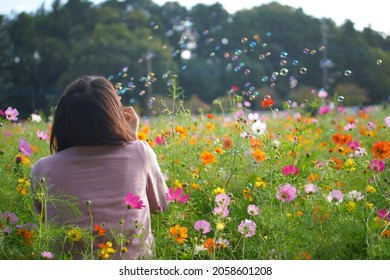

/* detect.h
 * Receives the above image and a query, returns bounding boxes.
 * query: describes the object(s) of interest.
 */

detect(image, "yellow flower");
[214,147,225,154]
[242,189,253,201]
[170,224,188,244]
[98,241,116,259]
[366,202,374,209]
[367,185,376,194]
[67,228,83,241]
[206,122,215,130]
[345,201,356,212]
[216,222,226,231]
[213,187,225,196]
[252,149,266,162]
[137,131,147,141]
[254,178,266,190]
[343,158,356,171]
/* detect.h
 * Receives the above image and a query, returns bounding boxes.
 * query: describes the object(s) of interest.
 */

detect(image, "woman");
[31,75,169,259]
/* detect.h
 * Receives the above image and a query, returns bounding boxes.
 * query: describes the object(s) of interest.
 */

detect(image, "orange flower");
[381,230,390,238]
[214,147,225,154]
[199,151,216,165]
[94,224,106,237]
[308,173,320,182]
[249,136,263,149]
[329,156,343,170]
[252,149,266,162]
[223,137,233,150]
[261,96,274,109]
[332,133,352,145]
[169,224,188,244]
[206,122,215,130]
[371,141,390,159]
[295,251,312,260]
[175,126,187,139]
[17,228,34,245]
[205,113,215,119]
[203,238,217,253]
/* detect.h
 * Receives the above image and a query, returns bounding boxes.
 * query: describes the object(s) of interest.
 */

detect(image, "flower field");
[1,81,390,260]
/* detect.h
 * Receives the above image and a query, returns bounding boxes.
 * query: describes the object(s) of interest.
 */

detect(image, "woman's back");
[32,140,169,259]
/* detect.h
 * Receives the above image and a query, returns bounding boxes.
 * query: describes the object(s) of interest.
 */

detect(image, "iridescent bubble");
[303,48,310,54]
[280,68,289,76]
[243,100,251,107]
[376,59,383,65]
[241,37,248,43]
[327,129,333,134]
[344,70,352,76]
[122,66,129,72]
[249,95,256,101]
[244,69,251,75]
[234,66,241,72]
[249,86,255,91]
[310,50,317,55]
[149,97,156,102]
[270,82,276,88]
[262,43,267,47]
[274,108,279,113]
[280,52,288,58]
[319,45,325,51]
[265,52,271,56]
[259,54,266,60]
[108,75,114,80]
[221,38,229,44]
[279,60,287,66]
[235,49,243,55]
[266,32,272,36]
[244,82,251,87]
[261,76,269,82]
[224,52,230,58]
[249,41,257,48]
[300,67,307,74]
[264,95,271,99]
[337,96,344,103]
[139,90,146,96]
[293,60,299,65]
[239,62,245,67]
[232,55,238,61]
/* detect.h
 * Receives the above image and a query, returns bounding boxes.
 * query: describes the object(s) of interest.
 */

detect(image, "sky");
[1,0,388,35]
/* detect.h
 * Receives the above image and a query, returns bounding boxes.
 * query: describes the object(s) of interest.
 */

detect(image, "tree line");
[1,0,390,117]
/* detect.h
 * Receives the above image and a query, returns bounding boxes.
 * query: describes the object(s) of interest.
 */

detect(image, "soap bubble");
[344,70,352,76]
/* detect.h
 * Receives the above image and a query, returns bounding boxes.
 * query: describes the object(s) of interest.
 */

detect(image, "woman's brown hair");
[50,75,132,153]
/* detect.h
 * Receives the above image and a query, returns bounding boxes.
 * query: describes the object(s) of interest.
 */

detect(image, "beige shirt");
[31,140,169,259]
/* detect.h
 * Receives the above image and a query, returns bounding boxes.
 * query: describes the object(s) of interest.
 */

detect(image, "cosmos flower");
[281,165,299,176]
[215,193,231,206]
[304,183,318,195]
[247,204,260,216]
[385,115,390,128]
[378,209,390,221]
[125,192,146,209]
[37,130,49,140]
[327,190,344,205]
[4,107,19,121]
[276,184,297,202]
[318,106,330,115]
[261,96,274,109]
[369,159,385,173]
[194,220,211,234]
[346,190,364,202]
[251,119,267,135]
[165,187,189,203]
[170,224,188,244]
[41,251,55,259]
[238,219,257,238]
[19,138,32,157]
[31,113,42,123]
[371,141,390,159]
[199,151,216,165]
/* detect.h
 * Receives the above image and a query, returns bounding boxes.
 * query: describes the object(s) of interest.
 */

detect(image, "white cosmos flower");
[251,119,267,135]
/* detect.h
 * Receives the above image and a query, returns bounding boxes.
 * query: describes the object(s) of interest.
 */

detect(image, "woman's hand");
[123,106,139,140]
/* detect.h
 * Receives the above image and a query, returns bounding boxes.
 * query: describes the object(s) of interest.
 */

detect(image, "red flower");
[261,96,274,109]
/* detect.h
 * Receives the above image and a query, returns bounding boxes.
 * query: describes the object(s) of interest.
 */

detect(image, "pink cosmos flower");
[165,187,189,203]
[327,190,344,205]
[369,159,385,173]
[385,115,390,128]
[304,183,318,194]
[155,134,165,145]
[19,138,32,157]
[4,107,19,121]
[194,220,211,234]
[348,139,360,151]
[37,130,49,140]
[367,121,376,130]
[276,183,297,202]
[281,165,299,176]
[318,89,328,98]
[213,205,229,218]
[247,204,259,216]
[125,192,145,209]
[238,219,257,238]
[41,251,55,259]
[378,209,390,221]
[234,109,244,119]
[318,106,330,115]
[215,193,231,206]
[344,123,356,131]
